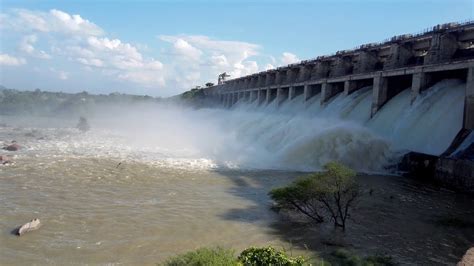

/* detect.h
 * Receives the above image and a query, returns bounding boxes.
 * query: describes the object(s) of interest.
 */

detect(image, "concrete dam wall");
[207,21,474,131]
[200,22,474,191]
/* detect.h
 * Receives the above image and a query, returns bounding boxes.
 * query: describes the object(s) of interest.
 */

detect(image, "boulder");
[3,143,21,151]
[0,155,13,165]
[76,117,90,132]
[16,218,41,236]
[458,247,474,266]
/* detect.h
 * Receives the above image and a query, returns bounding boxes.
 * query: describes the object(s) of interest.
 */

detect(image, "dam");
[203,21,474,191]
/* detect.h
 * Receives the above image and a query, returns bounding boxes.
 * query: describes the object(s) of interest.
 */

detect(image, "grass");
[163,247,239,266]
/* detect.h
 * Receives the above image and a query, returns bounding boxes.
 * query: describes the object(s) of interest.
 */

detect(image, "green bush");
[162,246,395,266]
[163,246,308,266]
[163,247,239,266]
[238,246,306,266]
[270,162,360,230]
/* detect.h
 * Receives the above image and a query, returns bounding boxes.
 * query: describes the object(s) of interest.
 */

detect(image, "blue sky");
[0,0,473,96]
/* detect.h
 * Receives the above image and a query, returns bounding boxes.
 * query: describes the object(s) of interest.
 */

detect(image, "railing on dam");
[205,22,474,131]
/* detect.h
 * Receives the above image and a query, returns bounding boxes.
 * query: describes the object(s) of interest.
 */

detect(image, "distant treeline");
[0,84,216,116]
[181,87,206,100]
[0,87,163,116]
[179,83,215,108]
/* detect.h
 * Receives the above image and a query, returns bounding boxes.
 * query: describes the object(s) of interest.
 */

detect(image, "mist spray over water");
[0,79,466,172]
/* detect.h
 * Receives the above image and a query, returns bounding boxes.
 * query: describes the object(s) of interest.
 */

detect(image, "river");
[1,79,473,264]
[1,145,473,264]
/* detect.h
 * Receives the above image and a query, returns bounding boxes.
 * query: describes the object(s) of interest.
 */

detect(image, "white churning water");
[223,79,466,171]
[0,79,466,173]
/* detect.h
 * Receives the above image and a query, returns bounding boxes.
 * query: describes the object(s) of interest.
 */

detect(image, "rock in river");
[0,155,13,165]
[3,142,21,151]
[16,218,41,236]
[458,247,474,266]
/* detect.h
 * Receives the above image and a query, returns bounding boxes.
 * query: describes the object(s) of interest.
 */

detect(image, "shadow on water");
[211,168,474,265]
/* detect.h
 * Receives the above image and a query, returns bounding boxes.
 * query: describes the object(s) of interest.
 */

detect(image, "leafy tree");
[269,175,325,223]
[270,162,360,231]
[181,87,205,100]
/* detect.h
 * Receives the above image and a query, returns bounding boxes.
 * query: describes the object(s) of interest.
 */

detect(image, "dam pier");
[204,21,474,192]
[209,22,474,130]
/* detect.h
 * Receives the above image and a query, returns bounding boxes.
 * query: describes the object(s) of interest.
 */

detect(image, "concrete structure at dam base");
[400,151,474,193]
[399,127,474,193]
[202,21,474,192]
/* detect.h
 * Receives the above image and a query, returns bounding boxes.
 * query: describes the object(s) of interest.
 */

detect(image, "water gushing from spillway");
[224,78,465,171]
[368,79,465,155]
[0,79,466,173]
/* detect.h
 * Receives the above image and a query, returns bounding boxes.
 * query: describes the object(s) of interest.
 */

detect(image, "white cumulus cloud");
[1,8,292,95]
[19,34,51,59]
[210,54,229,67]
[49,9,102,36]
[173,39,203,61]
[68,36,165,87]
[0,54,26,66]
[159,34,262,87]
[263,63,275,71]
[2,9,103,36]
[281,52,300,65]
[77,57,104,67]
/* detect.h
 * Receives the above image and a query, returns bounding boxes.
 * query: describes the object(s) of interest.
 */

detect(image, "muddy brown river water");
[1,156,301,264]
[1,156,473,265]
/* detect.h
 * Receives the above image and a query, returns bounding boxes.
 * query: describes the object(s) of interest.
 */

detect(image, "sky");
[0,0,473,97]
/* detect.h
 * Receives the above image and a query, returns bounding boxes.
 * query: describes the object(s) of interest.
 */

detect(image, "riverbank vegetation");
[0,86,161,116]
[164,247,238,266]
[162,246,397,265]
[180,86,206,100]
[163,246,307,266]
[179,84,218,108]
[270,162,360,231]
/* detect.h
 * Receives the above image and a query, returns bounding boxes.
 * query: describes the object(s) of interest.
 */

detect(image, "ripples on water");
[1,157,289,264]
